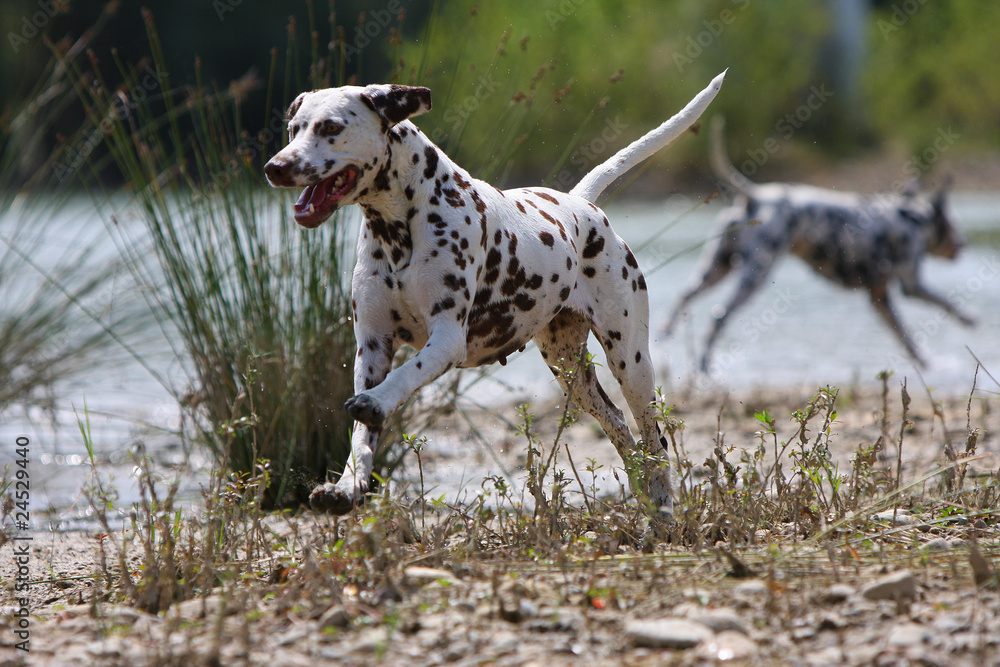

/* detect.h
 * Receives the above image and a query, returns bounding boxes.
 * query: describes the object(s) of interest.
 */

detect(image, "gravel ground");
[2,383,999,666]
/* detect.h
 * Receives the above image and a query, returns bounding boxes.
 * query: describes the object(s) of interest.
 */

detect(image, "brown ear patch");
[361,85,432,127]
[285,93,306,121]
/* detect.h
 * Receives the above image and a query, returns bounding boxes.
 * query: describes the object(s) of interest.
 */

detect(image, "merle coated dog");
[665,118,974,371]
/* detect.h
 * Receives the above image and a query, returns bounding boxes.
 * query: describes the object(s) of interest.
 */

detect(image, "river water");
[1,192,998,517]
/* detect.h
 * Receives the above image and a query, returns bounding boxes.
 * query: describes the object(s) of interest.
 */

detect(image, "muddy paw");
[309,482,364,515]
[345,393,385,426]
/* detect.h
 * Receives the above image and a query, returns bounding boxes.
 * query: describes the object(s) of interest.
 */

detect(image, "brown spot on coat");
[582,228,605,259]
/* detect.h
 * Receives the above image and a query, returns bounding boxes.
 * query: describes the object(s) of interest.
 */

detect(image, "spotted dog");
[263,75,724,517]
[664,118,974,371]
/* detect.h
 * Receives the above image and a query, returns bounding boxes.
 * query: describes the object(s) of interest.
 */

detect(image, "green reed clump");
[58,9,369,507]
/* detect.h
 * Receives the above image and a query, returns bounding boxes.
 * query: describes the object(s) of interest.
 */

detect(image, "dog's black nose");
[264,158,291,185]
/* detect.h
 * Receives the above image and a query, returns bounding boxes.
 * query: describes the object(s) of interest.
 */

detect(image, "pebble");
[169,595,232,620]
[518,598,538,619]
[443,641,472,662]
[874,510,917,526]
[276,626,310,646]
[932,612,970,634]
[626,618,715,649]
[319,627,382,657]
[808,646,848,666]
[733,580,769,598]
[887,622,932,646]
[698,630,757,661]
[403,566,460,586]
[677,605,748,634]
[815,583,856,604]
[319,604,354,628]
[923,537,951,552]
[817,613,846,631]
[526,609,583,633]
[862,570,917,601]
[89,604,148,623]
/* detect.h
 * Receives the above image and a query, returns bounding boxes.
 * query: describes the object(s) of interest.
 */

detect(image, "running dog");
[264,74,725,517]
[664,118,974,372]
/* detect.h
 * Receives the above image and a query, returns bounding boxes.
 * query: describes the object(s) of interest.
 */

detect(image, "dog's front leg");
[314,319,464,513]
[346,321,467,427]
[310,329,395,514]
[901,280,977,326]
[868,283,926,367]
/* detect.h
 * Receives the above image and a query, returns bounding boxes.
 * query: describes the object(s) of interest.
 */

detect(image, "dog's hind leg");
[536,311,673,520]
[534,310,635,451]
[868,282,926,367]
[699,254,777,373]
[590,291,674,520]
[664,228,739,337]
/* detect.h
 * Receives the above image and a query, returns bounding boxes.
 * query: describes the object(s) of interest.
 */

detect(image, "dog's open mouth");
[293,165,359,228]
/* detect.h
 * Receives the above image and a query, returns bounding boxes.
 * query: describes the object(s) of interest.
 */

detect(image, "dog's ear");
[285,92,308,121]
[900,177,921,199]
[360,84,432,127]
[932,174,954,212]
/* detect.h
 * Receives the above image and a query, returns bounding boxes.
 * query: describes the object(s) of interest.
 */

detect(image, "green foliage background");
[865,2,1000,149]
[2,0,999,189]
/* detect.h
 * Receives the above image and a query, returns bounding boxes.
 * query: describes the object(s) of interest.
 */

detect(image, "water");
[471,194,1000,403]
[1,192,998,517]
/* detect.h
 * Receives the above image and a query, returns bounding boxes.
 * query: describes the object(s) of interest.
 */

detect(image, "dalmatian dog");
[263,73,725,517]
[664,117,975,372]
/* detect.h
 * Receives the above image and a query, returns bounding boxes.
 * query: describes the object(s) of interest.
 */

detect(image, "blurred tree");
[866,1,1000,152]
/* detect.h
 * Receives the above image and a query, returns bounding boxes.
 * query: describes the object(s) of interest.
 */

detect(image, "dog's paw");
[309,481,366,515]
[345,393,385,426]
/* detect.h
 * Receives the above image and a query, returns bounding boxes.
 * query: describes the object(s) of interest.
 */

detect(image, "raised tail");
[569,70,726,202]
[708,115,754,197]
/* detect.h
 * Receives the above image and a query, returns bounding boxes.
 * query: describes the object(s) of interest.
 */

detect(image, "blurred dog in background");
[665,118,974,371]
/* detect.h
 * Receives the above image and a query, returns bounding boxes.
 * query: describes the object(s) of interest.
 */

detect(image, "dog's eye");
[289,123,302,139]
[315,120,345,139]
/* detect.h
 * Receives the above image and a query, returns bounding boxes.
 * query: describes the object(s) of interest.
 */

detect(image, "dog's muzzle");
[264,158,360,228]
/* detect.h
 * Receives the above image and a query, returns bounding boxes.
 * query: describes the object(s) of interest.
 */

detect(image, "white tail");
[708,115,755,197]
[569,70,726,202]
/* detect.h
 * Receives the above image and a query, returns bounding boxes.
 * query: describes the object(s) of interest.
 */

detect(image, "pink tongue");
[295,179,328,213]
